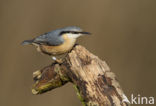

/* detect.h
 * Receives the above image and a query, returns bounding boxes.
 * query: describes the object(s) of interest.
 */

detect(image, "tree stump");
[32,45,130,106]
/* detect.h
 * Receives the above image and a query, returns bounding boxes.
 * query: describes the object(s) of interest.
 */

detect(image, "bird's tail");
[21,39,34,45]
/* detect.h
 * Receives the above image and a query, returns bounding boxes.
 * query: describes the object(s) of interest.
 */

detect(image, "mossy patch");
[73,84,86,106]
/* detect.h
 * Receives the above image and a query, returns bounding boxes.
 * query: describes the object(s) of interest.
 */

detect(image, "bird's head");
[58,26,91,39]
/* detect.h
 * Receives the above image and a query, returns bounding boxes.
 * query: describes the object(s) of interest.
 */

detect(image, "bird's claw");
[52,56,63,64]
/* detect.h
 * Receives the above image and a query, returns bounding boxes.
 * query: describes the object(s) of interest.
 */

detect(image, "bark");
[32,45,130,106]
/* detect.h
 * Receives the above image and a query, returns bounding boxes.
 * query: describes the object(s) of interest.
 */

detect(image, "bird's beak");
[80,32,91,35]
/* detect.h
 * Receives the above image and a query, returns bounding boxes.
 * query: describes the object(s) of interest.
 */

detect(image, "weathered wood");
[32,45,130,106]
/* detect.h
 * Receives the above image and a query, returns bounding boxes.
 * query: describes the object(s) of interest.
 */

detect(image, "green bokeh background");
[0,0,155,106]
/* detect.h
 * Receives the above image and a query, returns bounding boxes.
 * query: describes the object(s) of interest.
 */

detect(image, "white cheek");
[66,33,82,39]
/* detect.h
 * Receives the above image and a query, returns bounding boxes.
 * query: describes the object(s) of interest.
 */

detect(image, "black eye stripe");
[60,31,78,35]
[60,31,91,35]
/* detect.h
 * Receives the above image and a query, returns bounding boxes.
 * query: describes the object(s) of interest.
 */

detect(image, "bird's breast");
[40,37,76,55]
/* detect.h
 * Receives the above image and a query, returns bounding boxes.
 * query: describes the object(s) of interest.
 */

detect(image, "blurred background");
[0,0,156,106]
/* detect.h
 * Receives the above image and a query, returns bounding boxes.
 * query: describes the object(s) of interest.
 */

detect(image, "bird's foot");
[52,56,63,64]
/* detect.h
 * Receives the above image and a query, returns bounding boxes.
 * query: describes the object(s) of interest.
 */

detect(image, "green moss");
[54,64,69,82]
[73,84,86,106]
[32,80,62,94]
[54,64,60,72]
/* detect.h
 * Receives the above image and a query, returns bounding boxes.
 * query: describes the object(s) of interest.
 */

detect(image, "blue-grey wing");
[33,33,64,46]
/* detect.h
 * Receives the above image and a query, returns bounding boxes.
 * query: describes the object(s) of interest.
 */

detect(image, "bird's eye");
[59,31,69,36]
[59,31,85,36]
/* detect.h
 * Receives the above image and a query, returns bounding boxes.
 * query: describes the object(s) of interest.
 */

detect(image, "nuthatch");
[21,26,90,61]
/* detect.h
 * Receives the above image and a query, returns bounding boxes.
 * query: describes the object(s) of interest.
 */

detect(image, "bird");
[21,26,90,62]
